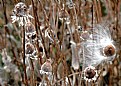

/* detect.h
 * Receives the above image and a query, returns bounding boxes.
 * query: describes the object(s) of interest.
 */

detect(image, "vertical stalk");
[2,0,7,48]
[30,59,35,86]
[115,1,120,37]
[2,0,7,24]
[91,4,93,28]
[97,0,102,21]
[93,0,99,23]
[22,26,28,86]
[32,0,47,62]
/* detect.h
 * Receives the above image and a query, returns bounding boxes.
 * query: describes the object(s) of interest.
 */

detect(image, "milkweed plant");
[0,0,121,86]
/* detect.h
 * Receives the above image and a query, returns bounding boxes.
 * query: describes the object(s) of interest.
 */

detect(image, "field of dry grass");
[0,0,121,86]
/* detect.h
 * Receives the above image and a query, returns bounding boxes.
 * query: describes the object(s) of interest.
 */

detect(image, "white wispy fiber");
[82,24,116,68]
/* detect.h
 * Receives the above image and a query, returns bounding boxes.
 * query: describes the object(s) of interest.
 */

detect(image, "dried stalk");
[22,26,28,86]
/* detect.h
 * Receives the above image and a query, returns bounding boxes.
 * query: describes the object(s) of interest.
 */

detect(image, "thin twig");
[52,72,81,86]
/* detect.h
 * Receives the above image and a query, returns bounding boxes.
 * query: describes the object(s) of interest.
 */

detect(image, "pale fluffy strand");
[82,24,116,68]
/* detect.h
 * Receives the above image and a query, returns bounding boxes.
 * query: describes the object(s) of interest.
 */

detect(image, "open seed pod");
[84,66,98,82]
[12,2,28,17]
[25,22,36,34]
[11,2,33,26]
[25,43,38,59]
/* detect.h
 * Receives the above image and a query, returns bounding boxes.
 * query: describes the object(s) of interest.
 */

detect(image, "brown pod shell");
[103,44,115,57]
[85,68,96,79]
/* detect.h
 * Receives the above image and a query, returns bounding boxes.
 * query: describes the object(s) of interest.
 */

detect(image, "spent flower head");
[25,22,36,34]
[59,7,69,21]
[40,59,53,81]
[25,43,38,59]
[25,22,37,43]
[40,59,52,75]
[26,32,37,43]
[11,2,33,26]
[84,66,98,82]
[1,49,11,65]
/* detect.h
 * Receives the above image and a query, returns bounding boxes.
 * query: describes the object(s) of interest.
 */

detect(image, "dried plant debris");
[11,2,33,26]
[0,0,120,86]
[81,24,116,68]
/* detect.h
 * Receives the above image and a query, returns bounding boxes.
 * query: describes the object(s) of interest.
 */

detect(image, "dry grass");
[0,0,121,86]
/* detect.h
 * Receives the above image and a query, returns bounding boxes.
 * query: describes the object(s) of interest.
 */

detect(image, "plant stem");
[22,26,28,86]
[30,59,35,86]
[2,0,7,48]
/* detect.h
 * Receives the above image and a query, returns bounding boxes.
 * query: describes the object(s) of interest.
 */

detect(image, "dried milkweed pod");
[40,59,53,81]
[11,2,33,26]
[25,22,36,34]
[25,22,37,42]
[40,59,52,73]
[81,24,116,67]
[25,43,34,54]
[66,0,74,9]
[83,66,98,82]
[103,44,116,57]
[12,2,28,17]
[1,49,11,65]
[59,4,69,21]
[25,43,38,59]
